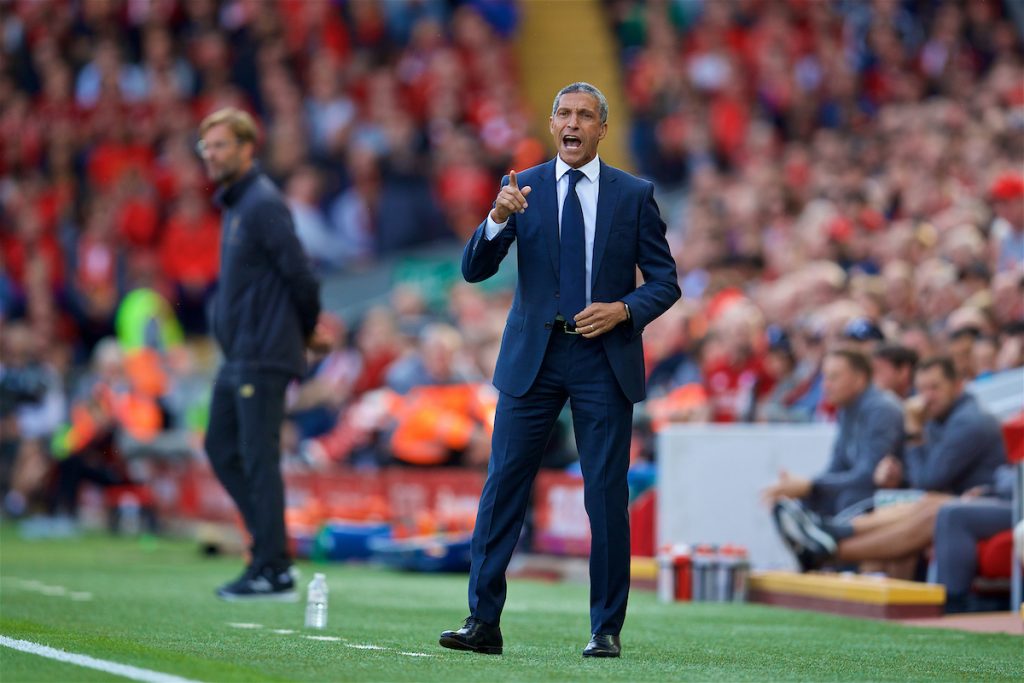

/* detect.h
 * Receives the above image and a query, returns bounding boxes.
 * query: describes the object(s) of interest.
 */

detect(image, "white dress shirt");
[485,155,601,306]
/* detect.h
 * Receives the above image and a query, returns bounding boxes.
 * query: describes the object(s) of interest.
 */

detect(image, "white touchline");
[9,578,93,602]
[0,635,204,683]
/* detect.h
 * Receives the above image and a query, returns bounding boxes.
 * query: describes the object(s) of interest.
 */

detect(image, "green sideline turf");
[0,525,1020,682]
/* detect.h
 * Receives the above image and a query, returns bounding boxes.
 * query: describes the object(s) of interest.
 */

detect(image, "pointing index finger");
[508,170,518,189]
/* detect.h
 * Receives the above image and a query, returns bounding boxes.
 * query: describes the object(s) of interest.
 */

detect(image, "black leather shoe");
[582,634,621,658]
[439,617,503,655]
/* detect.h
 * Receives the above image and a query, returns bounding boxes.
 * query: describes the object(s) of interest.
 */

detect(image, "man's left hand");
[761,470,812,504]
[307,323,333,353]
[574,302,628,339]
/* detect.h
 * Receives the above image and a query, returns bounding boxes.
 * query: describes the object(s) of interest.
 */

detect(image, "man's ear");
[598,122,608,141]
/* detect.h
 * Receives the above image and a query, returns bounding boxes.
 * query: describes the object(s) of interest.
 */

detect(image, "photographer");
[0,322,66,517]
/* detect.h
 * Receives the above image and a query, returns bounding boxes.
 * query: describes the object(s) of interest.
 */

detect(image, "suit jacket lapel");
[538,158,559,277]
[591,161,619,291]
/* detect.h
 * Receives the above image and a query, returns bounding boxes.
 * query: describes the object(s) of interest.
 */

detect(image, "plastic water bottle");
[732,546,750,603]
[304,573,328,629]
[691,544,715,602]
[716,545,739,602]
[119,493,141,536]
[657,546,675,603]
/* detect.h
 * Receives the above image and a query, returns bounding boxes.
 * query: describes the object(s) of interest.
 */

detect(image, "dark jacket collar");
[935,392,972,425]
[214,164,262,208]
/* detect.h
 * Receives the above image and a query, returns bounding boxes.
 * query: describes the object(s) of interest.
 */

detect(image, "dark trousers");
[204,367,291,571]
[52,446,127,517]
[933,499,1013,597]
[468,331,634,635]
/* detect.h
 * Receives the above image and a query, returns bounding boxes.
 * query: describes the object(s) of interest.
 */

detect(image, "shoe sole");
[582,651,620,658]
[438,636,502,655]
[216,590,299,603]
[783,499,838,554]
[773,505,819,572]
[774,499,837,556]
[773,502,813,552]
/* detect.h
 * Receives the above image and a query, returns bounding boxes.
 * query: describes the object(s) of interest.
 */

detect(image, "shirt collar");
[840,385,872,419]
[934,393,971,425]
[556,154,601,184]
[214,163,261,208]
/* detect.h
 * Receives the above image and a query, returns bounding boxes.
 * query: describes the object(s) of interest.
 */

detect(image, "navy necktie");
[559,169,587,322]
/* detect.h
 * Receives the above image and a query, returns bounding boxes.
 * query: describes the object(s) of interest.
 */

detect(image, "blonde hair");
[198,107,259,145]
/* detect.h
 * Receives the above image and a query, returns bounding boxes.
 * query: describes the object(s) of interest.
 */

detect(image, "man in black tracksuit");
[198,108,321,600]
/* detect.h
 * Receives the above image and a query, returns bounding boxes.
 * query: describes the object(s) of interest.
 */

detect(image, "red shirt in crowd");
[159,210,220,288]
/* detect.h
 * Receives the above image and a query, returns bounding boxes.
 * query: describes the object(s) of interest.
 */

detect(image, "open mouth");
[562,135,582,150]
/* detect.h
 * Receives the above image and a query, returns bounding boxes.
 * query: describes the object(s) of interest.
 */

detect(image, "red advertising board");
[533,472,591,557]
[169,460,485,531]
[145,462,653,558]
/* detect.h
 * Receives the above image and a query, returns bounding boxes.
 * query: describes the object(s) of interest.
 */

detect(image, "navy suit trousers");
[468,330,633,635]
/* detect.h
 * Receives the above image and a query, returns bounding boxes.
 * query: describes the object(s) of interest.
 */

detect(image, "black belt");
[546,319,582,335]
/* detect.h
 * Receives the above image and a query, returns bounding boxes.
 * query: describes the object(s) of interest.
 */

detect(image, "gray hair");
[552,82,608,124]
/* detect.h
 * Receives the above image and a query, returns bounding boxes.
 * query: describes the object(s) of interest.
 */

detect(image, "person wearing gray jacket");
[772,356,1008,573]
[763,349,904,517]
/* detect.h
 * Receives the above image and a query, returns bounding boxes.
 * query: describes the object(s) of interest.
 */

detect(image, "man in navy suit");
[439,83,680,658]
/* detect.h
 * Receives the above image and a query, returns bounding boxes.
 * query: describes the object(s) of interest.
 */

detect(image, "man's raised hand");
[490,169,532,223]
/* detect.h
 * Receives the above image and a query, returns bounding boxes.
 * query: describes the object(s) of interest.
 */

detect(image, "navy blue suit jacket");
[462,158,680,403]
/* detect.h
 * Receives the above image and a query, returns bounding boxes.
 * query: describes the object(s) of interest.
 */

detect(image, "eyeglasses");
[195,139,237,156]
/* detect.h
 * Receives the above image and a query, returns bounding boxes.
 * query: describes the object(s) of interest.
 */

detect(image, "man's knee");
[933,502,960,538]
[915,493,953,518]
[203,423,237,470]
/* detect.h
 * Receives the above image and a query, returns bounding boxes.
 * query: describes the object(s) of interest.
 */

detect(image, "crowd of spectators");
[1,1,1023,540]
[608,0,1024,426]
[1,0,528,349]
[0,0,529,519]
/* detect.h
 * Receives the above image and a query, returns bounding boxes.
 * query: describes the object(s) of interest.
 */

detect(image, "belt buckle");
[557,318,582,335]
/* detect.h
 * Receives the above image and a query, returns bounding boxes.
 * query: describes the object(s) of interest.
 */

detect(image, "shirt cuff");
[484,215,508,241]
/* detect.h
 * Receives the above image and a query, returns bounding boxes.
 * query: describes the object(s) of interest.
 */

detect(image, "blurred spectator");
[988,172,1024,273]
[888,357,1007,495]
[699,297,773,422]
[871,343,919,399]
[50,338,162,521]
[754,325,813,423]
[287,165,346,270]
[0,322,66,517]
[947,325,982,380]
[933,464,1015,612]
[841,317,886,353]
[971,334,999,380]
[763,349,903,517]
[386,323,478,394]
[158,188,221,335]
[286,313,361,441]
[644,302,703,399]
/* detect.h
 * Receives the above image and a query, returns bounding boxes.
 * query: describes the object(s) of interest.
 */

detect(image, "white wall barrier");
[657,424,835,571]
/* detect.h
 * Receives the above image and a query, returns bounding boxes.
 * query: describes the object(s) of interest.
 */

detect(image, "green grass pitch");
[1,525,1021,682]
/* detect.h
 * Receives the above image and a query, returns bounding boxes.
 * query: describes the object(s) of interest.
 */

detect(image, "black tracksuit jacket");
[212,166,320,378]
